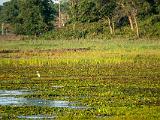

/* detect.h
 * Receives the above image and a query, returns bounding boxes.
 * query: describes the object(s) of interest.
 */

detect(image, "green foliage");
[64,0,160,38]
[140,15,160,37]
[0,5,2,21]
[100,0,116,18]
[68,0,101,23]
[42,22,108,39]
[16,0,47,35]
[0,0,56,35]
[0,0,160,37]
[155,3,160,14]
[0,0,20,23]
[77,0,100,22]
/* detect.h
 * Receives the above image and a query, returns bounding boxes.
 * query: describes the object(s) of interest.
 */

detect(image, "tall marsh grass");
[0,51,159,67]
[0,38,160,52]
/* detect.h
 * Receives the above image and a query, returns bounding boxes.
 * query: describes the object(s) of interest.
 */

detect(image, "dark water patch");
[0,49,20,53]
[121,87,160,96]
[136,100,160,106]
[17,115,56,119]
[0,48,90,54]
[96,114,114,119]
[0,97,87,109]
[50,48,90,52]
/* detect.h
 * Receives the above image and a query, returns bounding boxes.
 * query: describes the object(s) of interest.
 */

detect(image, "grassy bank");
[0,37,160,51]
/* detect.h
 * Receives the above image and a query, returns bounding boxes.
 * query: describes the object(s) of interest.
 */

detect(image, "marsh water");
[0,88,88,119]
[17,115,56,119]
[0,90,86,108]
[0,57,160,119]
[0,90,31,96]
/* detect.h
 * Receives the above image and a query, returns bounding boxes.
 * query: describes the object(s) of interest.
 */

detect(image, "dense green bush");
[42,22,106,40]
[42,17,160,40]
[0,0,56,35]
[140,15,160,37]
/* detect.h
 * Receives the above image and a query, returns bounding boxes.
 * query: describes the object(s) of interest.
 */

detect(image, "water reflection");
[0,97,25,106]
[18,115,55,119]
[0,90,31,96]
[0,97,80,108]
[0,90,87,109]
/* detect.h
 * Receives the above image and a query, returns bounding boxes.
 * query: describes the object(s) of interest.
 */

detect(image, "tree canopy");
[0,0,56,35]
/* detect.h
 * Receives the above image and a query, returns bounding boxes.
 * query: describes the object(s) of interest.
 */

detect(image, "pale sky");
[0,0,10,5]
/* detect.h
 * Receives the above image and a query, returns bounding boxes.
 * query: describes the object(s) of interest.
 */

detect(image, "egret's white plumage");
[36,71,40,77]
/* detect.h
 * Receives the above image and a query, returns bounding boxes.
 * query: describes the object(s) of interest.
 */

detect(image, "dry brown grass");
[0,35,25,41]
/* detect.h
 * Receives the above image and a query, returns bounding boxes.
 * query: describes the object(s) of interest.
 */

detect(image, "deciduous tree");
[116,0,140,37]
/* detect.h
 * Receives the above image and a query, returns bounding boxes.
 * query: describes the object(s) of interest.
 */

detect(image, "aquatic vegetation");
[0,39,159,119]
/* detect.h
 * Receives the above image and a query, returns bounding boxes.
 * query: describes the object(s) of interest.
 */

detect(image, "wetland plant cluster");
[0,42,160,119]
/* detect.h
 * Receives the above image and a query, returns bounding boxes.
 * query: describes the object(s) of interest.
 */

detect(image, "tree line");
[68,0,160,37]
[0,0,160,37]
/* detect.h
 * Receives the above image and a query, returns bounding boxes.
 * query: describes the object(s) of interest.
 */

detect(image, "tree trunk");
[112,21,115,35]
[58,0,61,28]
[108,17,113,34]
[73,23,76,31]
[128,15,134,31]
[1,23,4,35]
[133,15,139,38]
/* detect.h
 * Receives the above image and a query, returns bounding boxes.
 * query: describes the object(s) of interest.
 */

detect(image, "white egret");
[36,71,40,78]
